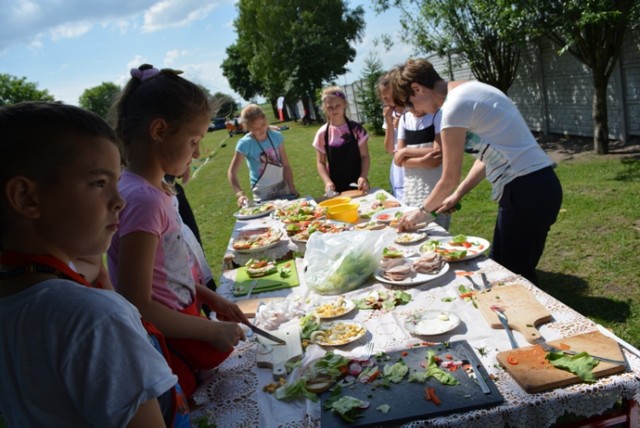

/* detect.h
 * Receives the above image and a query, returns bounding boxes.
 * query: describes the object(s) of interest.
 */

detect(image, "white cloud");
[142,0,219,32]
[163,49,191,67]
[50,22,92,41]
[0,0,157,49]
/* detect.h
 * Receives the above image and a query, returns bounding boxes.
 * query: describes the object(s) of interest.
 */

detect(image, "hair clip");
[130,67,160,82]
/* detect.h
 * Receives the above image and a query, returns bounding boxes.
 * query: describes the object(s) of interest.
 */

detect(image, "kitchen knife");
[533,337,627,365]
[457,346,491,394]
[248,324,286,345]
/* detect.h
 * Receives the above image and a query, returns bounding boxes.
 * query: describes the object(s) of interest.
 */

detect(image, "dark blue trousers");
[490,166,562,284]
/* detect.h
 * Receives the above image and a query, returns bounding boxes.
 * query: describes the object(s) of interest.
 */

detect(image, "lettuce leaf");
[383,360,408,383]
[546,351,599,382]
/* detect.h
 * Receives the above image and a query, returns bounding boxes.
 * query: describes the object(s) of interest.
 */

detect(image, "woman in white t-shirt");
[391,59,562,284]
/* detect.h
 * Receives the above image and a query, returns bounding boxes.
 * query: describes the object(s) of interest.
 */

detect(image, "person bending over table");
[228,104,298,207]
[391,58,562,284]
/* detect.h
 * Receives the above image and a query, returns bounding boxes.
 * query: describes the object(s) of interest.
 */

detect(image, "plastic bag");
[304,229,395,295]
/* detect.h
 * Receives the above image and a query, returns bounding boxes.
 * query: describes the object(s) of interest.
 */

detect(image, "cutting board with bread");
[496,331,626,393]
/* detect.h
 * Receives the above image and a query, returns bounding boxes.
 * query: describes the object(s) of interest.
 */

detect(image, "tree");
[227,0,365,113]
[79,82,121,118]
[356,54,386,135]
[0,74,54,105]
[529,0,640,154]
[221,43,265,101]
[211,92,238,118]
[373,0,529,94]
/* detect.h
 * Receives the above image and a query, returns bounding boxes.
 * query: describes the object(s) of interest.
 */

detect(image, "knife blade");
[532,337,627,365]
[248,324,286,345]
[457,346,491,394]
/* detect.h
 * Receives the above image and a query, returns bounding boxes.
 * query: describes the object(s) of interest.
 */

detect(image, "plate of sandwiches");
[375,247,449,286]
[231,227,282,253]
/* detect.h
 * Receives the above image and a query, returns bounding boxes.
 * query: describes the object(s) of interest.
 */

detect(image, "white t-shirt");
[0,280,177,427]
[441,81,553,201]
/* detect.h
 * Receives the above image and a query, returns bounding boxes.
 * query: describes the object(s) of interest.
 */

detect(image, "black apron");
[403,110,438,146]
[324,118,361,192]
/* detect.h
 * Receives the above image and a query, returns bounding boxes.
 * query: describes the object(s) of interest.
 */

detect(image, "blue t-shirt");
[235,129,284,186]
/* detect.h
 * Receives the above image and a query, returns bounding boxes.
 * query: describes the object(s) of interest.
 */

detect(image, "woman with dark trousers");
[392,59,562,284]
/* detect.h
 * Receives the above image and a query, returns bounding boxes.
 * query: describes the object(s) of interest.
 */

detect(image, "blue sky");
[0,0,416,106]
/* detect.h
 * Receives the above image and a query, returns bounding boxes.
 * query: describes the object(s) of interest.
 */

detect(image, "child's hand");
[357,176,369,193]
[208,321,246,351]
[236,193,249,208]
[206,292,250,325]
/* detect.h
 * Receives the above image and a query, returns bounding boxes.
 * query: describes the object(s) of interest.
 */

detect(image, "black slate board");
[320,340,503,427]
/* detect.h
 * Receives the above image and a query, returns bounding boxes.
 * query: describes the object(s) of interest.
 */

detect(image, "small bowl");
[319,196,352,208]
[327,203,360,223]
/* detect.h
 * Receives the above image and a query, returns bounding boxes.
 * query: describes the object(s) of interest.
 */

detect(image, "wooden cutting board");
[255,322,302,380]
[475,284,552,344]
[340,189,367,198]
[236,297,284,318]
[496,331,626,393]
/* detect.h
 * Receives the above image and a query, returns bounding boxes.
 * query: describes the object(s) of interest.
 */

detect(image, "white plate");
[374,260,450,286]
[310,298,356,319]
[430,236,491,262]
[311,321,367,346]
[404,310,462,335]
[233,205,275,220]
[231,228,283,253]
[233,239,282,253]
[289,220,351,243]
[371,207,413,224]
[395,232,427,245]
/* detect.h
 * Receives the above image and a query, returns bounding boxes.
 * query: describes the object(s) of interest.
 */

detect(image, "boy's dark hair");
[108,64,211,164]
[0,101,117,246]
[390,58,443,108]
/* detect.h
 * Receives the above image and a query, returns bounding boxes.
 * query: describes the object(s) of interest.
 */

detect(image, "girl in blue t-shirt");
[228,104,298,206]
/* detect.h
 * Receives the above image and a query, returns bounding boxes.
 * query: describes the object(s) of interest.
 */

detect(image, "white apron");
[251,136,290,201]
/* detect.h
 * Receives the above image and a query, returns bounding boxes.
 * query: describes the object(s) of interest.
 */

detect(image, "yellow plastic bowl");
[319,196,352,208]
[327,203,360,223]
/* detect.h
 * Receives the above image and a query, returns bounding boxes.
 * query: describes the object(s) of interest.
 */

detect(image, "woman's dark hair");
[108,63,210,164]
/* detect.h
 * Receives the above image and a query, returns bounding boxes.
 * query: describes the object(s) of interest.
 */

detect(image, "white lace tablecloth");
[196,196,640,427]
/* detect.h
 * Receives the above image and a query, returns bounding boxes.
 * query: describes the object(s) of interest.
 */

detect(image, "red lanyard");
[0,251,91,287]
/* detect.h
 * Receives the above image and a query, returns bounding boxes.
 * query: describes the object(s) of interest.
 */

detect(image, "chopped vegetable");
[322,387,369,423]
[383,361,408,383]
[424,387,442,405]
[507,355,519,365]
[376,404,391,414]
[546,351,599,382]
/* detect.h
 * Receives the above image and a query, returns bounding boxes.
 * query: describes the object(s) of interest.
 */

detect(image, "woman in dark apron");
[312,86,370,195]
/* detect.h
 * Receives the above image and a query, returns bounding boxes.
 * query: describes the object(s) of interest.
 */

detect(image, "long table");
[193,193,640,427]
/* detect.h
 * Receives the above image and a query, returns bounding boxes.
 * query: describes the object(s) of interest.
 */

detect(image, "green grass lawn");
[185,114,640,348]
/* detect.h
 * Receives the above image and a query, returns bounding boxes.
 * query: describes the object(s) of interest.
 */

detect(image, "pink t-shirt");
[107,171,196,310]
